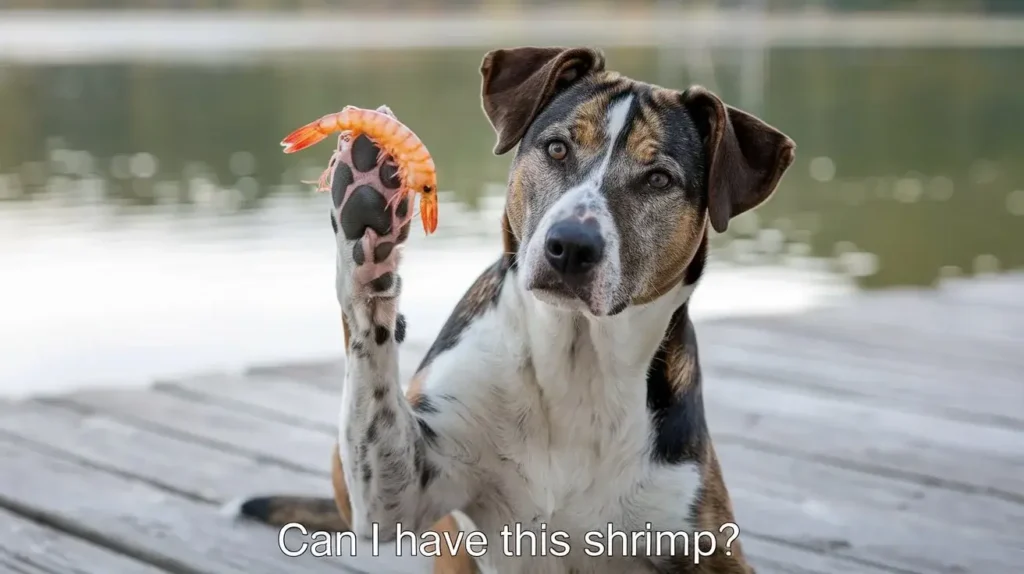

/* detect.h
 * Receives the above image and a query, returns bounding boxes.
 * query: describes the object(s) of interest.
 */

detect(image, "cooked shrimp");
[280,105,438,235]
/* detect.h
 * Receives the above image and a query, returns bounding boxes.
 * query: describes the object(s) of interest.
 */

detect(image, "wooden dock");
[1,273,1023,573]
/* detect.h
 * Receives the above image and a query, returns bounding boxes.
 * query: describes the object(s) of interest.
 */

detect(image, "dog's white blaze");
[592,94,634,188]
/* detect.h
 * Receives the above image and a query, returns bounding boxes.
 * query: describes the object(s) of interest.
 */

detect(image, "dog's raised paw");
[330,133,412,299]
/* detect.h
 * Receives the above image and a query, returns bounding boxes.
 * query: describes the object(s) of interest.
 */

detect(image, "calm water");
[3,46,1022,289]
[2,43,1022,392]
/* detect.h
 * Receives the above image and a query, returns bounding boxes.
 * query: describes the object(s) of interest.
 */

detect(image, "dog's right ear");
[480,46,605,155]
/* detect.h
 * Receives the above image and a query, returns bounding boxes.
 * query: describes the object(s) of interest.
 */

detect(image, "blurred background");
[1,0,1022,396]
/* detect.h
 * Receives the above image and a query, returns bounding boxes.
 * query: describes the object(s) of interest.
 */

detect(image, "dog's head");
[480,46,796,316]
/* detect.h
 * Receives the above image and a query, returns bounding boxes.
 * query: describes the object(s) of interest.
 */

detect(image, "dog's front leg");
[330,127,472,542]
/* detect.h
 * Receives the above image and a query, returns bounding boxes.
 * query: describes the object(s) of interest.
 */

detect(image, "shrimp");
[280,105,438,235]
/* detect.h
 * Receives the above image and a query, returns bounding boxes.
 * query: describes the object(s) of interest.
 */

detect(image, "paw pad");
[328,132,412,292]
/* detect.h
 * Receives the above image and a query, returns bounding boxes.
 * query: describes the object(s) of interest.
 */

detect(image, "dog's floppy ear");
[682,86,796,234]
[480,46,605,155]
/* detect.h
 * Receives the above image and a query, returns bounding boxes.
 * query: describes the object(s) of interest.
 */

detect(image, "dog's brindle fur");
[236,46,795,573]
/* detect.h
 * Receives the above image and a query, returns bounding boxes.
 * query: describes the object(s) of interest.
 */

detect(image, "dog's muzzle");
[523,208,621,316]
[544,219,605,282]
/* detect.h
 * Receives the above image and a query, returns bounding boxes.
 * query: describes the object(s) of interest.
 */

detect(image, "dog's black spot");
[395,314,407,344]
[608,299,629,316]
[374,242,395,263]
[351,135,381,173]
[397,222,411,243]
[396,196,409,219]
[684,235,708,286]
[646,305,707,465]
[411,395,438,414]
[330,211,339,234]
[380,160,401,189]
[374,325,389,345]
[340,185,391,240]
[377,406,396,427]
[370,272,394,293]
[420,461,438,488]
[237,497,273,521]
[365,419,379,443]
[350,339,368,358]
[361,462,372,483]
[372,386,388,401]
[352,241,365,265]
[417,417,439,446]
[331,162,354,208]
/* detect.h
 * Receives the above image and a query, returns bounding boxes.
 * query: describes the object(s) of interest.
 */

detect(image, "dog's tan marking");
[331,441,354,525]
[694,442,753,574]
[430,515,480,574]
[505,167,526,246]
[625,102,663,164]
[633,211,705,306]
[406,367,429,406]
[665,337,697,396]
[571,92,612,154]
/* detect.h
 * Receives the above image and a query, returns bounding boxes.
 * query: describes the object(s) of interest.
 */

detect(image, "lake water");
[2,40,1022,395]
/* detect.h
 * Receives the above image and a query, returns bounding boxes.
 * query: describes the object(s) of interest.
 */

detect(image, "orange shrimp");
[280,105,438,235]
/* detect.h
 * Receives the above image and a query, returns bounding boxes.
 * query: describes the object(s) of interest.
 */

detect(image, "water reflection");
[1,46,1022,290]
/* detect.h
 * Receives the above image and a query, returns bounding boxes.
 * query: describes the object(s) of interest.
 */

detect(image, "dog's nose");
[544,220,605,277]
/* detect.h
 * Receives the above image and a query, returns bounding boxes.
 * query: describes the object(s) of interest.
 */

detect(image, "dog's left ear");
[682,86,796,234]
[480,46,605,155]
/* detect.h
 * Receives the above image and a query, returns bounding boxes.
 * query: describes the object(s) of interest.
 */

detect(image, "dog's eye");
[547,140,568,161]
[647,171,671,189]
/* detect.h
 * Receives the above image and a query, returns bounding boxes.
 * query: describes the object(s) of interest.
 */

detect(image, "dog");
[235,46,795,573]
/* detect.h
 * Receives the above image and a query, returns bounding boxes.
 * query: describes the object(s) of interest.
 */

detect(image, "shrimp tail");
[420,195,438,235]
[280,119,332,154]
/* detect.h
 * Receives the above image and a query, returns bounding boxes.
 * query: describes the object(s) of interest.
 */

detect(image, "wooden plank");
[0,434,350,574]
[716,437,1024,536]
[775,295,1024,351]
[163,350,428,432]
[704,374,1024,500]
[56,387,335,473]
[715,442,1024,538]
[0,400,327,504]
[702,313,1024,378]
[740,536,897,574]
[726,478,1023,574]
[158,374,339,433]
[697,326,1024,427]
[0,506,169,574]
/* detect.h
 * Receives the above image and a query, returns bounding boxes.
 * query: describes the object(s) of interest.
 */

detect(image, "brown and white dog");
[235,46,796,573]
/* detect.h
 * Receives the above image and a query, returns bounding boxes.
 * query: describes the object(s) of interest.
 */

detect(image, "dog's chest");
[470,329,701,572]
[501,357,644,524]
